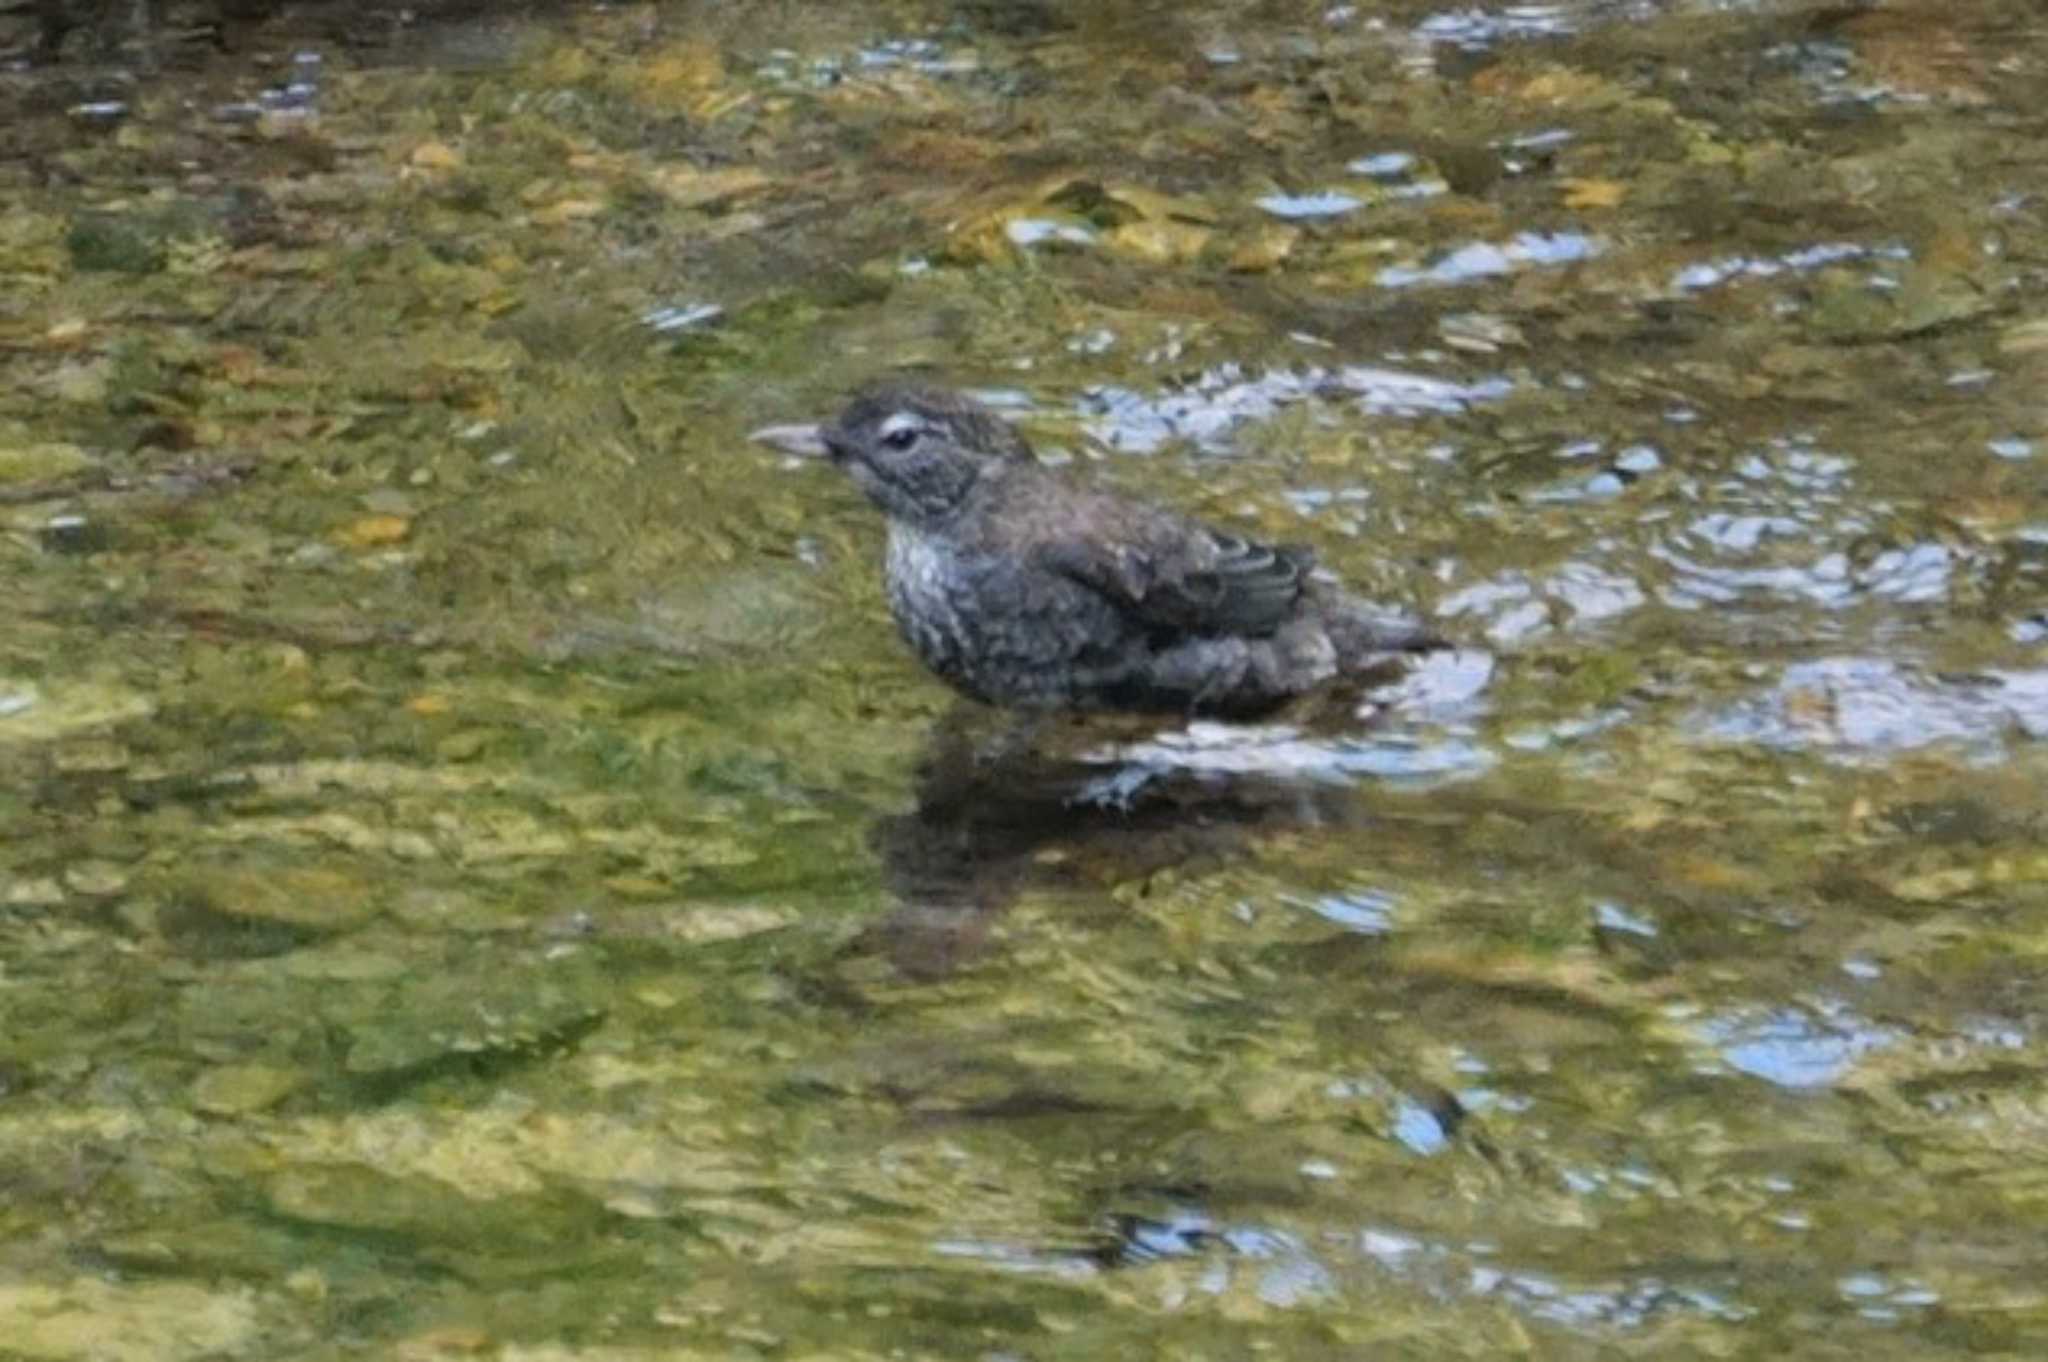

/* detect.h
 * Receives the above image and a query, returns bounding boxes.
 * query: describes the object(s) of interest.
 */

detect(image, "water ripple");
[1671,241,1910,293]
[1378,231,1604,288]
[1691,658,2048,760]
[1436,562,1647,644]
[1078,364,1512,454]
[1693,1000,1898,1089]
[1080,719,1496,797]
[1413,5,1581,51]
[1647,440,1978,613]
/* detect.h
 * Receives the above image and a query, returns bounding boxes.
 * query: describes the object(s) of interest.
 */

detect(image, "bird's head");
[751,385,1033,527]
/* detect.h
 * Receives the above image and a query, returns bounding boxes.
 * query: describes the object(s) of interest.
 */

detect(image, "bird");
[750,384,1441,720]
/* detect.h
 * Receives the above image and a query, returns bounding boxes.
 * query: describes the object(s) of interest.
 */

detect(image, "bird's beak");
[748,422,832,459]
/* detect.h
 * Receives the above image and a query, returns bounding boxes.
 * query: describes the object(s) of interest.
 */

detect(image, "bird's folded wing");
[1034,528,1313,637]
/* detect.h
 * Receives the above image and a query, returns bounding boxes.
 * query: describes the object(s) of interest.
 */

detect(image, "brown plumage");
[752,385,1441,718]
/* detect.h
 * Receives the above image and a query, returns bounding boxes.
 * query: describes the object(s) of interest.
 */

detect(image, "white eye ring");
[878,412,924,450]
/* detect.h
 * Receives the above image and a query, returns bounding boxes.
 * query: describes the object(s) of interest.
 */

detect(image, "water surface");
[3,0,2047,1357]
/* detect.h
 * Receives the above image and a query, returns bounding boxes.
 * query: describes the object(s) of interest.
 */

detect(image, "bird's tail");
[1313,587,1446,672]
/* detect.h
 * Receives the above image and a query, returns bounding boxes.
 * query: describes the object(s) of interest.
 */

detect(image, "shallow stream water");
[3,1,2047,1357]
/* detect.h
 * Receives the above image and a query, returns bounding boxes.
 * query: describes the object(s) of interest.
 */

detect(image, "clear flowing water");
[3,1,2046,1357]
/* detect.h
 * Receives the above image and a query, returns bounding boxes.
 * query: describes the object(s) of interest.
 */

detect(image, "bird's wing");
[1033,513,1315,638]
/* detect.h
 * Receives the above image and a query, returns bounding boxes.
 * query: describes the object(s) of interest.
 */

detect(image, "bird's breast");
[883,524,981,685]
[880,522,1134,708]
[884,524,957,606]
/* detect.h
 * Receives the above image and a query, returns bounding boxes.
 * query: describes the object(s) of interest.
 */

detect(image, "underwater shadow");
[848,703,1430,982]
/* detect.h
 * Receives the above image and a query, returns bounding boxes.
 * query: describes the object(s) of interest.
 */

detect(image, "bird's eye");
[881,425,922,451]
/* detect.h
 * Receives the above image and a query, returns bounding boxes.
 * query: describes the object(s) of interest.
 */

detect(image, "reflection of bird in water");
[753,385,1442,723]
[845,705,1390,982]
[828,705,1482,1248]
